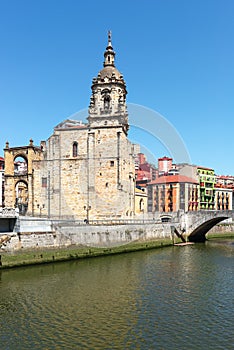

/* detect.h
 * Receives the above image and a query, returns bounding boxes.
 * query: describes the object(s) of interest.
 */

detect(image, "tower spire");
[104,30,115,67]
[89,32,129,134]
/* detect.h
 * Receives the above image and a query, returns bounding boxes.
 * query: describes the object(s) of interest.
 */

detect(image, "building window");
[104,94,110,110]
[73,142,78,157]
[110,161,114,167]
[42,177,47,188]
[139,198,144,211]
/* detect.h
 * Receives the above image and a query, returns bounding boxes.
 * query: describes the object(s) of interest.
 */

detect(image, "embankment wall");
[0,217,175,252]
[208,223,234,234]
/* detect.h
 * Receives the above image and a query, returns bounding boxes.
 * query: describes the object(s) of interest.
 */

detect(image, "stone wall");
[52,222,172,248]
[4,142,43,211]
[0,217,174,252]
[33,124,135,220]
[208,223,234,234]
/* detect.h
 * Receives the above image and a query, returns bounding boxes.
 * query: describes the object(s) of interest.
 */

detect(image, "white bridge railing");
[0,207,19,218]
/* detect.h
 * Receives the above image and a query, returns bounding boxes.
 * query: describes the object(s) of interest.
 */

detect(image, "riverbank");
[207,232,234,240]
[0,238,174,269]
[2,230,232,350]
[1,232,233,270]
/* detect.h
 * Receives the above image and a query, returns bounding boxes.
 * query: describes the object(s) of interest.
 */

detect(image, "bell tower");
[88,31,129,134]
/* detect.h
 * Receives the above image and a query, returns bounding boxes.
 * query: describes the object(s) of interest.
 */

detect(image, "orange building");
[147,175,199,213]
[214,183,233,210]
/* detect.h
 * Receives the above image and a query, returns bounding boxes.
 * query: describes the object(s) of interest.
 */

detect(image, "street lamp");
[140,200,145,223]
[142,208,145,223]
[84,205,91,224]
[37,204,45,217]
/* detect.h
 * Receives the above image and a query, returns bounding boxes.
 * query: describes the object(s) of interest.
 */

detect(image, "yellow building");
[214,186,233,210]
[135,187,148,215]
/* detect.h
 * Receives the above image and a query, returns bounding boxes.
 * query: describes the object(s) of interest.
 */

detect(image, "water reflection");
[0,240,233,349]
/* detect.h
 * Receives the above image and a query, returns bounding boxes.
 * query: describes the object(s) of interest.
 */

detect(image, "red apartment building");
[135,153,157,188]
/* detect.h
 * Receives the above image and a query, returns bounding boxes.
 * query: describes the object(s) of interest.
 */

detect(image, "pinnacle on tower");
[88,32,129,134]
[108,30,112,46]
[103,30,115,67]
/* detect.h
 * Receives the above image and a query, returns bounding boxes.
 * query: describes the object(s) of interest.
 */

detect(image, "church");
[4,33,137,221]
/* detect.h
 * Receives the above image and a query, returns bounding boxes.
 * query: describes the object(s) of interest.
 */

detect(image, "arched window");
[73,142,78,157]
[139,198,144,211]
[104,94,110,110]
[14,156,28,175]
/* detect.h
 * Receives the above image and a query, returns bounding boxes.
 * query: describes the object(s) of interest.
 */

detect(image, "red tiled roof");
[217,175,234,179]
[0,157,4,161]
[148,175,198,185]
[215,183,234,190]
[136,170,151,181]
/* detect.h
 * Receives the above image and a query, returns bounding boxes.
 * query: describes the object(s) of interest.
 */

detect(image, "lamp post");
[47,171,50,218]
[142,209,145,223]
[84,205,91,224]
[37,204,45,217]
[171,225,175,245]
[140,200,145,223]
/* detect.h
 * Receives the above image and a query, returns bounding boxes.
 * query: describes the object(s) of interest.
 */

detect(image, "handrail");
[50,218,178,227]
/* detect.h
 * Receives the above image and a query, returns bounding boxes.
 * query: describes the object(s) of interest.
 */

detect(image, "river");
[0,239,233,350]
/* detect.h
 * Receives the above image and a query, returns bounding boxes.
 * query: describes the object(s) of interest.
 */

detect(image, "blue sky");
[0,0,234,174]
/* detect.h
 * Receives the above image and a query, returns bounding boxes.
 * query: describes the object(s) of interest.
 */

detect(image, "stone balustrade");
[0,207,19,218]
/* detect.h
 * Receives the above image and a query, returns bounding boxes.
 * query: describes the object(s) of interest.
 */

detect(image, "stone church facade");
[4,33,136,220]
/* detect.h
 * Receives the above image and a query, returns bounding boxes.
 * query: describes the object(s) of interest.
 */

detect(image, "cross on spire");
[108,30,112,45]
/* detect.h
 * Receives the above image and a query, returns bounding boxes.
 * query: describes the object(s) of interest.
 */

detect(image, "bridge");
[179,210,234,242]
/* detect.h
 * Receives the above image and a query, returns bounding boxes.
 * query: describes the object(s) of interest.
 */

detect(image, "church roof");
[98,65,122,79]
[148,175,198,185]
[95,31,124,82]
[54,119,86,130]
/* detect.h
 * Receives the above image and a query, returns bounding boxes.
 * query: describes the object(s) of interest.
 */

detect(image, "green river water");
[0,238,233,349]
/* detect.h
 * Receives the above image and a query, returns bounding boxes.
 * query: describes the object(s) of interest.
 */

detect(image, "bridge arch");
[188,216,229,242]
